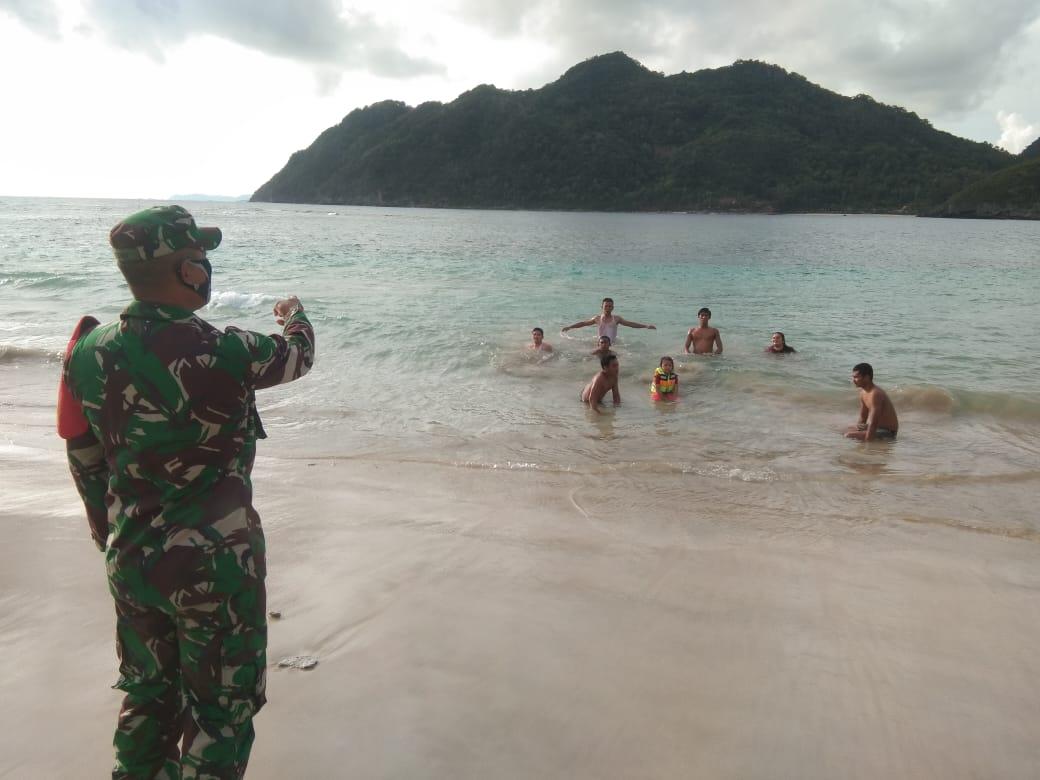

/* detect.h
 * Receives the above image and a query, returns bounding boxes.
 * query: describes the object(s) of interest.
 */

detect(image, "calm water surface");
[2,197,1038,537]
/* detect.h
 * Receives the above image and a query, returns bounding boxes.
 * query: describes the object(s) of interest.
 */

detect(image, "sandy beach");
[3,440,1039,779]
[3,201,1039,778]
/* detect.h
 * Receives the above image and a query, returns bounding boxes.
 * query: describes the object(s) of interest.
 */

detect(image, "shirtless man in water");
[685,307,723,354]
[528,327,553,352]
[591,335,615,357]
[844,362,899,441]
[562,297,656,341]
[581,353,621,414]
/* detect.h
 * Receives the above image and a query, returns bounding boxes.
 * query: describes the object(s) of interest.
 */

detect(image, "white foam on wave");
[679,463,781,482]
[452,459,568,472]
[0,442,57,462]
[206,291,280,311]
[0,321,36,334]
[0,342,61,363]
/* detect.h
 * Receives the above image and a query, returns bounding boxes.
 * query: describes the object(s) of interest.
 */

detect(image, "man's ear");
[178,258,208,287]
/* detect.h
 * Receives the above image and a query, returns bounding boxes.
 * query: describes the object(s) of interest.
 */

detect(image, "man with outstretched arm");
[59,205,315,778]
[844,362,899,441]
[562,297,656,341]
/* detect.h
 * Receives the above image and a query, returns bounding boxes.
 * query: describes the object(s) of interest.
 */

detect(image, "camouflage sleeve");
[227,308,315,390]
[65,430,110,551]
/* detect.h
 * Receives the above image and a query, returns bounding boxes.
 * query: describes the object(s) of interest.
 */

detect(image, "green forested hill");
[926,157,1040,219]
[252,52,1012,213]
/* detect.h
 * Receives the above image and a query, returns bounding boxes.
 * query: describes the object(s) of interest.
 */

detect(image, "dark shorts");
[875,428,897,439]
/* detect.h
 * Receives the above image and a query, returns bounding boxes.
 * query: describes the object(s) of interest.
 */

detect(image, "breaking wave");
[0,343,60,364]
[205,291,280,312]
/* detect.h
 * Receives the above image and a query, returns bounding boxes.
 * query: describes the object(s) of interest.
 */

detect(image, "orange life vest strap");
[57,316,99,440]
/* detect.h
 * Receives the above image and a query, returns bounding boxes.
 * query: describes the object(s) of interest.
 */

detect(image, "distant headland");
[169,194,251,202]
[251,52,1039,219]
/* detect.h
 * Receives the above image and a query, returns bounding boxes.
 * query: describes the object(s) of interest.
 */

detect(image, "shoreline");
[2,198,1039,777]
[3,448,1039,778]
[6,194,1038,220]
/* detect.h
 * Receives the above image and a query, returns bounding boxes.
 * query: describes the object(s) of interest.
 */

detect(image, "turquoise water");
[2,197,1038,534]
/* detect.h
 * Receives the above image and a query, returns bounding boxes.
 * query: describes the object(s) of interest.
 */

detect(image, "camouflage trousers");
[110,576,267,779]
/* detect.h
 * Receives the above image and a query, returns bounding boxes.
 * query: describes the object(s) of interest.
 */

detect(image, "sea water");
[1,197,1038,539]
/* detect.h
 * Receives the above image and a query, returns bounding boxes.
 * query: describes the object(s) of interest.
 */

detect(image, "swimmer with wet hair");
[591,335,615,357]
[844,362,899,441]
[685,307,722,355]
[528,327,553,352]
[581,353,621,414]
[765,332,796,354]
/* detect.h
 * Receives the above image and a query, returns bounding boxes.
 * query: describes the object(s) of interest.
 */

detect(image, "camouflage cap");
[109,205,222,265]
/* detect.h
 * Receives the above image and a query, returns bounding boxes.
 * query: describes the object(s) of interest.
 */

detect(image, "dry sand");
[2,449,1039,779]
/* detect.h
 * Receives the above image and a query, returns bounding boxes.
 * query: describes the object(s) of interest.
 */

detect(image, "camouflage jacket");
[62,301,314,585]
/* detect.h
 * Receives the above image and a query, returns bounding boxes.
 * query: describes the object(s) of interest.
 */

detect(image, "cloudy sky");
[2,0,1038,199]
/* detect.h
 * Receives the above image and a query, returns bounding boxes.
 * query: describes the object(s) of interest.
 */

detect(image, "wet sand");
[2,445,1039,779]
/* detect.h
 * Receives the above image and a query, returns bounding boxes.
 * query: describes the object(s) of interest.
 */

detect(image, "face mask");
[178,257,212,304]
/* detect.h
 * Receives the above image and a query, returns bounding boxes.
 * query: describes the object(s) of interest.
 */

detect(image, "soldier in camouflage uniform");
[59,205,315,779]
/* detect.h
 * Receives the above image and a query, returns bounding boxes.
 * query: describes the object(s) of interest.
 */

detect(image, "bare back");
[581,371,621,413]
[862,386,899,432]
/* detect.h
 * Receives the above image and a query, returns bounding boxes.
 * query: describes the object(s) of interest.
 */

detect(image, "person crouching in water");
[650,356,679,401]
[844,362,899,441]
[582,353,621,414]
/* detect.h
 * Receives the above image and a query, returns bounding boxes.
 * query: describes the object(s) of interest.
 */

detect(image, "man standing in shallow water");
[844,362,899,441]
[685,307,723,354]
[582,353,621,414]
[59,205,315,778]
[562,297,656,341]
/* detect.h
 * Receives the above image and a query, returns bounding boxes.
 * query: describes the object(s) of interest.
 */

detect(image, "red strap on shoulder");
[57,316,100,440]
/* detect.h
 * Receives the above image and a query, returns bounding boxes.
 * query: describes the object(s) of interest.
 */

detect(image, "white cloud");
[4,0,444,77]
[2,0,1039,198]
[996,110,1038,154]
[0,0,61,38]
[451,0,1040,119]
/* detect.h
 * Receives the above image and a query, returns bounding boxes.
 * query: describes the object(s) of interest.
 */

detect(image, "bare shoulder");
[865,386,890,405]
